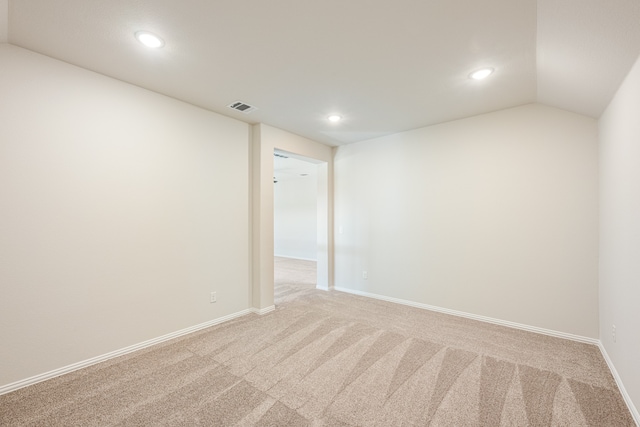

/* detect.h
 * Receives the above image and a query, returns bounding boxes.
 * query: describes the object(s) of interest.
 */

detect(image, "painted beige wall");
[0,45,251,387]
[252,124,333,308]
[334,103,599,338]
[599,53,640,417]
[0,2,7,43]
[274,170,318,261]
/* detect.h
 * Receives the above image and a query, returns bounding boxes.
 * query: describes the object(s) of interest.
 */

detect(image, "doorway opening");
[273,149,330,296]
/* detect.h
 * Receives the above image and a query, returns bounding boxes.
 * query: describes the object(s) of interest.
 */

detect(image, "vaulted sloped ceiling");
[537,0,640,118]
[6,0,640,146]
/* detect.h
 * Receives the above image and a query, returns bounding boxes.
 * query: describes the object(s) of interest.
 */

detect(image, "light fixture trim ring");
[470,67,494,80]
[135,31,165,48]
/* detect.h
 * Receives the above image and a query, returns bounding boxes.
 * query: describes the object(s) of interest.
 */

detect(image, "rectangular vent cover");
[227,101,257,114]
[274,153,289,159]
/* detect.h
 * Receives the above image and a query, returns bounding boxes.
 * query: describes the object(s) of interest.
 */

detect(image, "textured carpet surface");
[0,257,635,426]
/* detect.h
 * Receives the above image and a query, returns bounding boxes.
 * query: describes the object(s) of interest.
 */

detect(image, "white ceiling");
[6,0,640,146]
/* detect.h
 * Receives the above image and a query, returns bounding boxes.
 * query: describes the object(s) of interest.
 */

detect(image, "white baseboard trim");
[597,343,640,426]
[251,305,275,315]
[316,284,330,291]
[274,255,317,262]
[0,308,255,396]
[334,286,599,345]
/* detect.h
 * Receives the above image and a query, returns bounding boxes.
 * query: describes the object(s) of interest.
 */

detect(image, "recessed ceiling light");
[328,115,342,122]
[470,68,494,80]
[135,31,164,48]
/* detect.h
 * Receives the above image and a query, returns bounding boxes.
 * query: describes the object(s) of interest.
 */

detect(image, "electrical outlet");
[362,271,368,280]
[612,324,616,343]
[210,292,217,303]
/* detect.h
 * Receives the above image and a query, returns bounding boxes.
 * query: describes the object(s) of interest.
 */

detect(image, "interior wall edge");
[598,343,640,425]
[250,305,276,315]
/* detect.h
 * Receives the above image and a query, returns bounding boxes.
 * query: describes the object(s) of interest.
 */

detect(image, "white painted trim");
[251,305,275,315]
[316,284,330,291]
[334,286,599,345]
[274,254,317,262]
[0,308,254,396]
[598,343,640,426]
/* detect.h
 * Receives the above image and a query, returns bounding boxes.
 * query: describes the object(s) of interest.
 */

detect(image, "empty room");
[1,0,639,425]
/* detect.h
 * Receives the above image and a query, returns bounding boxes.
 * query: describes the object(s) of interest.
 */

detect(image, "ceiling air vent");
[227,101,257,114]
[274,153,289,159]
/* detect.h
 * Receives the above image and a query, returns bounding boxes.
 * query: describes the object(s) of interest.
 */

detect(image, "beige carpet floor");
[0,256,635,426]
